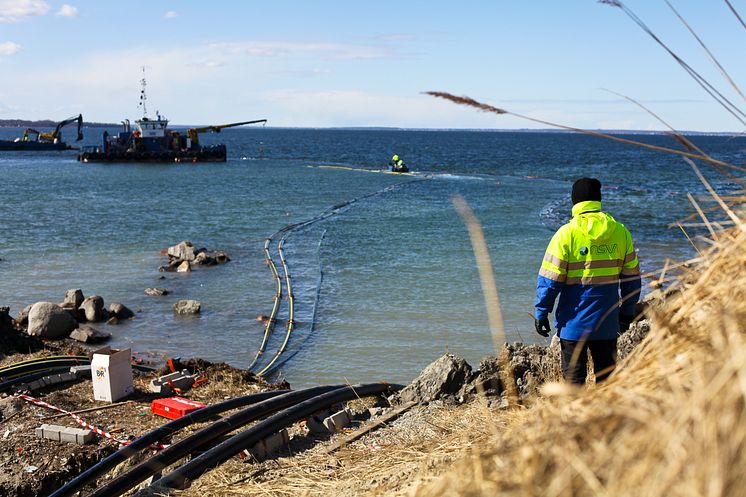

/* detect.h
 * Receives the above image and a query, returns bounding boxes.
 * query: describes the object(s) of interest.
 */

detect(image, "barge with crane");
[0,114,84,151]
[78,75,266,163]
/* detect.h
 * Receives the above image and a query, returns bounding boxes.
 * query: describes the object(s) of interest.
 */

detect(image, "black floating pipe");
[152,383,401,491]
[49,389,289,497]
[89,385,346,497]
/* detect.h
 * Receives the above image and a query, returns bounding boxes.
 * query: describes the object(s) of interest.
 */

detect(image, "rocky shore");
[0,310,651,496]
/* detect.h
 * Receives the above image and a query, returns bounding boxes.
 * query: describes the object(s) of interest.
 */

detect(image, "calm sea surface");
[0,127,743,387]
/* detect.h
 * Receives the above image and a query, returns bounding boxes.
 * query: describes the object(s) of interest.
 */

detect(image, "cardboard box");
[91,347,134,402]
[152,396,207,420]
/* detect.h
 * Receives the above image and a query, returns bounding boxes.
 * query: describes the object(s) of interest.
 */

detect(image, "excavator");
[22,114,84,144]
[186,119,267,148]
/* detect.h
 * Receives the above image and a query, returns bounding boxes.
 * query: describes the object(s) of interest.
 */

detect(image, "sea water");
[0,127,743,387]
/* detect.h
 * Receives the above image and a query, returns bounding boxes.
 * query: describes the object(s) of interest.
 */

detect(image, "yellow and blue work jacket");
[535,200,641,340]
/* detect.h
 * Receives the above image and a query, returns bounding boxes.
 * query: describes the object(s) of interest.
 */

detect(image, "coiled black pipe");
[0,357,90,380]
[49,389,290,497]
[0,355,89,376]
[150,383,401,491]
[0,361,154,394]
[89,385,346,497]
[0,367,73,392]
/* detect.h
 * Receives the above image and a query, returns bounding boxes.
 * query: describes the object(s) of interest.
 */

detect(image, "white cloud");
[55,4,78,17]
[207,41,393,60]
[164,10,177,19]
[0,41,22,55]
[0,0,50,23]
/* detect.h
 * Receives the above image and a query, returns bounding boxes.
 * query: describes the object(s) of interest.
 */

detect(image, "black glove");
[619,314,634,334]
[534,317,551,337]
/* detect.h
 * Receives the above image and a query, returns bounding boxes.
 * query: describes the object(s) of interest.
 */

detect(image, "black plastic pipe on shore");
[0,356,89,376]
[0,367,74,393]
[49,389,289,497]
[150,383,401,492]
[87,385,346,497]
[0,358,90,381]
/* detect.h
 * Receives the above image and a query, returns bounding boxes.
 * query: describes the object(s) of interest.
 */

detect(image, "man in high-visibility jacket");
[534,177,641,384]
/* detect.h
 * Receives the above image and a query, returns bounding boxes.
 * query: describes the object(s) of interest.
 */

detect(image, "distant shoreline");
[0,119,117,128]
[0,120,741,136]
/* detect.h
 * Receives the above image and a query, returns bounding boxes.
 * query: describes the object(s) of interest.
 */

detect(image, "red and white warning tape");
[16,393,167,449]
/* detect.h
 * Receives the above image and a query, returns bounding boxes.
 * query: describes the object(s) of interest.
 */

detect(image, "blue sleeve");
[535,275,563,320]
[619,274,641,316]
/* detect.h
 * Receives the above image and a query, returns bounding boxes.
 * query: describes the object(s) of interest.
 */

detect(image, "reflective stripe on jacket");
[535,200,642,340]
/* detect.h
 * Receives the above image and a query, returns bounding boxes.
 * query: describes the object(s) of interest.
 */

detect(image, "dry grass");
[179,400,510,497]
[413,221,746,496]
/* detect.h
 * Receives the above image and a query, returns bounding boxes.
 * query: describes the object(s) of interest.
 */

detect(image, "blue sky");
[0,0,744,131]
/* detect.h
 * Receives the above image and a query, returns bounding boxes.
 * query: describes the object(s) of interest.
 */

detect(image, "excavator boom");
[52,114,84,141]
[187,119,267,145]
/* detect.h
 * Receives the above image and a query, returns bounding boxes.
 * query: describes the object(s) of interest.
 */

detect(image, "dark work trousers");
[560,339,618,385]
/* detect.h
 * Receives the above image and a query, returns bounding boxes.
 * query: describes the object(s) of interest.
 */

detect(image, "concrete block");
[59,427,78,444]
[38,424,93,444]
[36,424,61,442]
[70,365,92,378]
[323,409,352,433]
[46,375,62,385]
[306,416,327,434]
[60,372,76,382]
[247,429,289,461]
[305,408,336,434]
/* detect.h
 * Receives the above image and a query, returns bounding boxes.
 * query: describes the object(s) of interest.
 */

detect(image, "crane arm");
[22,128,41,141]
[186,119,267,145]
[52,114,84,141]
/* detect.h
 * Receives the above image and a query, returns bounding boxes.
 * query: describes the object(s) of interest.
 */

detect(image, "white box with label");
[91,347,134,402]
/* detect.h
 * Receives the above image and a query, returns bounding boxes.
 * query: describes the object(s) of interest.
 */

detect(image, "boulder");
[79,296,108,322]
[145,287,169,296]
[193,252,215,266]
[460,356,504,398]
[0,307,14,333]
[58,302,84,322]
[63,289,85,308]
[214,251,230,264]
[15,304,33,326]
[396,353,472,405]
[173,300,201,315]
[27,302,78,339]
[176,261,191,273]
[109,302,135,320]
[69,325,111,343]
[617,319,651,360]
[167,241,198,262]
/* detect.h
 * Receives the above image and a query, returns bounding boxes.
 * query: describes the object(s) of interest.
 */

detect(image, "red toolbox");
[152,396,207,420]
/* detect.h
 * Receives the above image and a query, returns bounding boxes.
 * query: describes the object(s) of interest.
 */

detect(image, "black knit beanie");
[571,177,602,205]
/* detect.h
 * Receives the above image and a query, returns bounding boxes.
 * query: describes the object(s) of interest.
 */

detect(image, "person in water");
[534,177,642,384]
[390,154,405,171]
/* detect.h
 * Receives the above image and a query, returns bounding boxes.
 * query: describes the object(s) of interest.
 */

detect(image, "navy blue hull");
[78,145,227,163]
[0,140,71,151]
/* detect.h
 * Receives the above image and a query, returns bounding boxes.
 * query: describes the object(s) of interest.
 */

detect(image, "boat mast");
[138,66,148,118]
